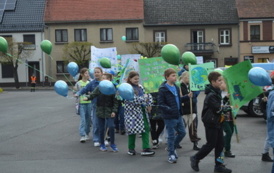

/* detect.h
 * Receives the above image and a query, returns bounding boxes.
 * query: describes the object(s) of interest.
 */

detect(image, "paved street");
[0,90,272,173]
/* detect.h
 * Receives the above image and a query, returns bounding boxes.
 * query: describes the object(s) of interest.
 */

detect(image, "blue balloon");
[106,69,116,76]
[54,80,68,97]
[117,55,121,60]
[98,80,116,95]
[121,36,126,41]
[118,83,134,100]
[248,67,272,86]
[89,69,94,79]
[67,62,79,77]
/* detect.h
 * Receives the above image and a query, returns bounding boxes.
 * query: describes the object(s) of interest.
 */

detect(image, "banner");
[189,62,215,91]
[138,57,178,93]
[223,60,263,117]
[89,46,118,72]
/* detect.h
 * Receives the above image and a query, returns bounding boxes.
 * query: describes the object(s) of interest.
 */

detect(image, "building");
[143,0,239,67]
[0,0,46,87]
[237,0,274,63]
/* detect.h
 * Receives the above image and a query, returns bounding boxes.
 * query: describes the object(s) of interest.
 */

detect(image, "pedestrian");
[158,68,186,164]
[266,88,274,173]
[179,71,201,151]
[178,64,189,76]
[149,92,165,149]
[75,67,103,147]
[30,74,36,92]
[74,68,91,143]
[220,80,235,158]
[124,71,155,156]
[85,73,119,152]
[190,72,232,173]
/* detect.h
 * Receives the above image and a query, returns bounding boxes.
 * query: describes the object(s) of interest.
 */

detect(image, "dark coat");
[158,82,188,119]
[180,82,197,115]
[202,84,223,128]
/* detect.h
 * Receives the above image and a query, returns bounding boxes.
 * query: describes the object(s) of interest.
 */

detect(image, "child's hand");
[74,94,79,98]
[188,92,193,98]
[147,106,152,113]
[262,97,268,102]
[111,112,115,118]
[83,97,88,101]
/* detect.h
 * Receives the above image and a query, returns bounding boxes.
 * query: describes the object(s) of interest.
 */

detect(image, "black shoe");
[193,142,200,151]
[224,151,235,158]
[127,149,136,156]
[120,130,125,135]
[262,152,273,162]
[176,144,182,149]
[190,156,199,172]
[214,164,232,173]
[141,148,155,156]
[115,129,119,133]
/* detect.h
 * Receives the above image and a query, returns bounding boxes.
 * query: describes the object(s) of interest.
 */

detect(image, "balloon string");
[62,73,74,88]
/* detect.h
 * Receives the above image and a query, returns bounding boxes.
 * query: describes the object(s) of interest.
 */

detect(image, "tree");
[131,42,167,58]
[62,42,93,69]
[0,37,33,89]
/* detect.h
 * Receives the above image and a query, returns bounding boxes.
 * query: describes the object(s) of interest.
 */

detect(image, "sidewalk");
[0,86,54,91]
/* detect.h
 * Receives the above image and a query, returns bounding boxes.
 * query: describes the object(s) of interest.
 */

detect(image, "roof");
[0,0,45,32]
[44,0,144,23]
[144,0,238,26]
[236,0,274,19]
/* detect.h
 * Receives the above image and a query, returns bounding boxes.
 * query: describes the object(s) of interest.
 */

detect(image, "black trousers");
[150,119,165,143]
[195,125,224,166]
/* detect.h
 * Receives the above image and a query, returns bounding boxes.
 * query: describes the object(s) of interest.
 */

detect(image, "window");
[100,28,113,42]
[126,28,139,41]
[75,29,87,42]
[154,31,166,43]
[55,29,68,43]
[258,58,269,63]
[23,34,35,49]
[191,30,204,50]
[56,61,68,73]
[219,29,231,45]
[1,63,13,78]
[250,25,260,41]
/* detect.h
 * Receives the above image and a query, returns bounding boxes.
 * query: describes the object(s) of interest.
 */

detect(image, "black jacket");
[202,84,223,128]
[158,82,187,119]
[180,82,197,115]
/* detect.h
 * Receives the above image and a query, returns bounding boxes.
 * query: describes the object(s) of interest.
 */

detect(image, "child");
[220,80,235,158]
[74,68,91,143]
[179,71,201,150]
[85,73,119,152]
[124,71,155,156]
[158,68,187,164]
[75,67,103,147]
[190,72,232,173]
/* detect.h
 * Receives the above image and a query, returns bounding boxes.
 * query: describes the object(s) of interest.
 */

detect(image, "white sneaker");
[94,142,100,147]
[80,136,86,143]
[85,135,90,141]
[104,140,109,147]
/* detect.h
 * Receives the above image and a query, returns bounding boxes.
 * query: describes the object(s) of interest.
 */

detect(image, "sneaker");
[99,144,107,152]
[141,148,155,156]
[190,156,199,172]
[128,149,136,156]
[104,140,109,146]
[120,130,125,135]
[168,155,177,163]
[176,144,182,149]
[224,151,235,158]
[110,144,119,152]
[80,136,86,143]
[262,152,273,162]
[152,140,159,149]
[214,164,232,173]
[84,135,90,141]
[174,150,178,159]
[94,142,100,147]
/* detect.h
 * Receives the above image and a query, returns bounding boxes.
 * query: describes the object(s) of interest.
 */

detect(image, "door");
[28,61,40,84]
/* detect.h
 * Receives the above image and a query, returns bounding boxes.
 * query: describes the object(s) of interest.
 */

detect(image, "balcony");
[184,42,215,55]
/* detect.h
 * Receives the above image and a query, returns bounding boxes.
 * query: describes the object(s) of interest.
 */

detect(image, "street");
[0,90,272,173]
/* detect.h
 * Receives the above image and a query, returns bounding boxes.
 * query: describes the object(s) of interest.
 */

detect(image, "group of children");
[74,66,236,173]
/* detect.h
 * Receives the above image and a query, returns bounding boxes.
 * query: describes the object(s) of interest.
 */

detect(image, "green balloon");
[161,44,180,65]
[181,51,197,65]
[100,58,111,68]
[0,36,8,53]
[40,40,52,55]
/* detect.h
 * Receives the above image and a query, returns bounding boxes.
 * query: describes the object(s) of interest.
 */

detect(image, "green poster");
[223,60,263,117]
[189,62,215,91]
[138,57,178,93]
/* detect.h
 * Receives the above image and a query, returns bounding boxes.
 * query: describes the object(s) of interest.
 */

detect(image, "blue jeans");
[164,116,186,156]
[79,103,91,136]
[98,117,115,145]
[272,149,274,173]
[91,102,100,142]
[115,105,125,131]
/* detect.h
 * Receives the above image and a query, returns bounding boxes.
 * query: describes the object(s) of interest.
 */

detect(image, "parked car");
[240,95,265,119]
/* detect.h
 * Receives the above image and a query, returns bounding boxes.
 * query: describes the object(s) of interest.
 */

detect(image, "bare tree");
[131,42,167,58]
[62,42,93,69]
[0,37,33,89]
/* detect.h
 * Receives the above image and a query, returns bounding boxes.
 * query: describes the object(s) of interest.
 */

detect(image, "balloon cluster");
[248,67,272,86]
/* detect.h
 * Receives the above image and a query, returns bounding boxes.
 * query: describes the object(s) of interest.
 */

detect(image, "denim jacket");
[267,90,274,148]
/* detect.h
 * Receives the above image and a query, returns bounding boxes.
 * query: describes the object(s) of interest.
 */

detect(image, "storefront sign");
[252,46,274,54]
